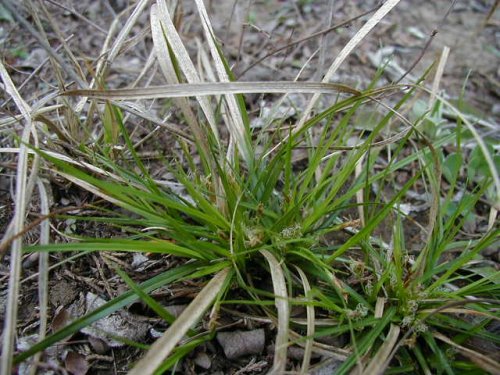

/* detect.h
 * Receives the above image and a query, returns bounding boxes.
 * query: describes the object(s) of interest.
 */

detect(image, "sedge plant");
[1,0,498,374]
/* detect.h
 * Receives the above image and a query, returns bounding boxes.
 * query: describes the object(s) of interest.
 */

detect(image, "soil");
[1,0,498,374]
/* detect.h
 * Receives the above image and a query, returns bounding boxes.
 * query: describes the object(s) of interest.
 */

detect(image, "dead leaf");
[88,336,109,354]
[51,307,71,333]
[79,292,150,347]
[65,351,88,375]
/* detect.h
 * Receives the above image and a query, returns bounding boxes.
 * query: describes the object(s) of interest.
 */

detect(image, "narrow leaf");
[260,250,289,374]
[128,268,230,375]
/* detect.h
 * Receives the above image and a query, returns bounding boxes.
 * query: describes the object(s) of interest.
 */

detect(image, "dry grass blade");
[63,81,360,99]
[127,268,230,375]
[194,0,251,163]
[297,0,401,130]
[29,179,51,375]
[260,250,289,374]
[361,324,400,375]
[154,0,219,140]
[76,1,150,110]
[428,46,450,109]
[0,60,35,375]
[295,267,315,375]
[374,297,386,319]
[32,0,85,82]
[114,101,192,141]
[2,0,86,88]
[106,0,149,68]
[74,6,120,112]
[433,332,500,375]
[150,4,211,150]
[0,105,65,130]
[355,155,366,227]
[0,148,137,188]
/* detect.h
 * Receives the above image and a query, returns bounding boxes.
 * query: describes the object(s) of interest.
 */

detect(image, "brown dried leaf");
[88,336,109,355]
[51,307,71,333]
[65,351,88,375]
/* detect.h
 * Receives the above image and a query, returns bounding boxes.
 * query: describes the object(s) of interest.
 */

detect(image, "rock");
[216,329,265,359]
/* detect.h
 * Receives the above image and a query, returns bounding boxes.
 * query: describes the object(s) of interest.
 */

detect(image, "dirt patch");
[206,0,499,116]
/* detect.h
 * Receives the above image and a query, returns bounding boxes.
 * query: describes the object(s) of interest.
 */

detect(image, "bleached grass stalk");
[488,207,497,231]
[0,60,35,375]
[74,6,119,112]
[194,0,252,164]
[154,0,219,141]
[312,0,399,97]
[150,6,210,156]
[428,46,450,109]
[131,49,157,88]
[374,297,386,319]
[128,268,230,375]
[29,179,51,375]
[355,154,366,227]
[260,250,289,374]
[106,0,150,65]
[0,105,67,130]
[295,267,315,375]
[75,0,150,110]
[113,101,191,140]
[361,324,400,375]
[63,81,360,99]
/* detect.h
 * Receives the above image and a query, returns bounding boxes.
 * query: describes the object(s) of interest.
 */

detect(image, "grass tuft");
[1,1,498,374]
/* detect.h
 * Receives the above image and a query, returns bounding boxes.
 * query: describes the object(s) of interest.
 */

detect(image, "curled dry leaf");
[65,351,89,375]
[51,307,71,333]
[87,336,109,355]
[216,329,265,360]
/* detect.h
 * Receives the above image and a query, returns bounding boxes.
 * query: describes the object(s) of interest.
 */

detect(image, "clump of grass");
[1,0,498,374]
